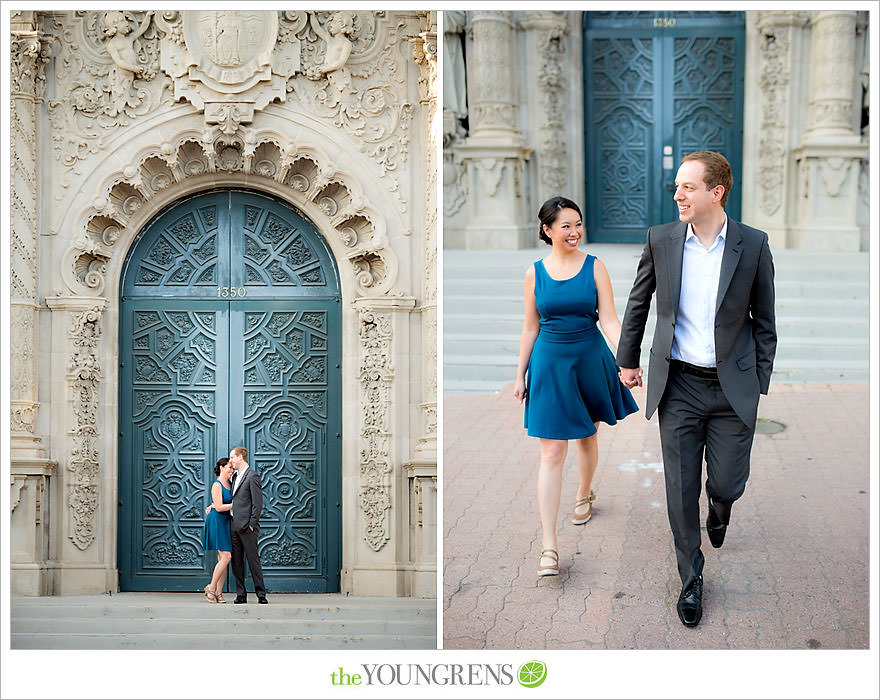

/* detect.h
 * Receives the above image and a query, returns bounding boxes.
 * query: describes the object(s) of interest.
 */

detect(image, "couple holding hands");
[202,446,268,605]
[515,151,777,628]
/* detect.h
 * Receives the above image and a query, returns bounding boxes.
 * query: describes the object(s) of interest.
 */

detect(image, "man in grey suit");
[229,445,268,604]
[617,151,776,627]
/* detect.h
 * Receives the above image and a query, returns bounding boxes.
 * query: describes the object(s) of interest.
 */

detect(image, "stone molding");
[805,11,859,138]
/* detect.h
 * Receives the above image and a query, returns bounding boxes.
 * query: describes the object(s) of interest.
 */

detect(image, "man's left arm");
[249,472,263,531]
[750,234,777,394]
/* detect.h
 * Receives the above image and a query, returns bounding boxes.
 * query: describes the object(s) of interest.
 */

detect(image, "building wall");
[443,10,869,251]
[10,10,437,597]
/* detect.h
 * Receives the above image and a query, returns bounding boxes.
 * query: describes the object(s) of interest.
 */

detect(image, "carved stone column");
[520,11,571,210]
[11,12,58,597]
[457,11,531,249]
[743,12,809,248]
[411,20,437,462]
[791,11,867,251]
[44,296,111,594]
[350,296,416,596]
[10,12,50,459]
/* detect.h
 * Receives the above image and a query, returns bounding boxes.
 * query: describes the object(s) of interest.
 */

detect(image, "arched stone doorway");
[117,188,342,592]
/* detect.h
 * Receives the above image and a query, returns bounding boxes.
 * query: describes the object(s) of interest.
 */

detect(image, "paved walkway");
[442,381,870,650]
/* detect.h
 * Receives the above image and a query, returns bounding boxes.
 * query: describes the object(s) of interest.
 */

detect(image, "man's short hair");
[681,151,733,207]
[231,446,248,461]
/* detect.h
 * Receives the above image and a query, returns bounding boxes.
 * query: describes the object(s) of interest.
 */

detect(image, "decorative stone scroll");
[67,306,104,550]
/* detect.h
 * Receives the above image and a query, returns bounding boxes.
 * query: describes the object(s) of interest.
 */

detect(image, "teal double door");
[118,190,341,592]
[584,12,745,242]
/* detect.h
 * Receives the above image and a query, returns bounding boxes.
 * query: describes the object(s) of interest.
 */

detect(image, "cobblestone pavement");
[442,382,870,650]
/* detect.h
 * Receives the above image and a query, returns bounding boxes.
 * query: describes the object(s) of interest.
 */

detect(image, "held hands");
[619,367,643,389]
[205,504,213,515]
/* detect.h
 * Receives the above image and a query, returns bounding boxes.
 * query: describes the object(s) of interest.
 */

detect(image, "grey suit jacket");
[231,467,262,533]
[616,218,777,429]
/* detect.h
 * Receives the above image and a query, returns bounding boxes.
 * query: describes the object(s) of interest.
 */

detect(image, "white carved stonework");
[819,157,852,197]
[522,12,569,204]
[10,305,36,398]
[60,134,397,299]
[467,11,518,137]
[476,158,505,197]
[67,307,104,551]
[754,12,809,220]
[805,11,859,137]
[46,11,169,184]
[357,307,395,551]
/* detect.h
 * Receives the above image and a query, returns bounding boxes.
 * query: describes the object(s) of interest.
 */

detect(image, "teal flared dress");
[524,255,638,439]
[203,480,232,551]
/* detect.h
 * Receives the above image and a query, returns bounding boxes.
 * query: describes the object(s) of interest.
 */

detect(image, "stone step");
[444,335,869,362]
[443,314,869,338]
[11,632,436,650]
[11,594,436,650]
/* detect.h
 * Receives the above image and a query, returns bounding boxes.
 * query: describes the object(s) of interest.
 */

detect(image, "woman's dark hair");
[214,457,229,476]
[538,196,582,245]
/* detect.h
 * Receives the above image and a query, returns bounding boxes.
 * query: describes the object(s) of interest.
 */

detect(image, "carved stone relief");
[357,308,394,551]
[67,307,104,550]
[46,11,169,185]
[533,15,569,201]
[819,157,851,197]
[756,16,792,217]
[43,11,430,215]
[61,134,398,298]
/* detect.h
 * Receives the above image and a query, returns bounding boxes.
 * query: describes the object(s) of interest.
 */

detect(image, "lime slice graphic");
[517,660,547,688]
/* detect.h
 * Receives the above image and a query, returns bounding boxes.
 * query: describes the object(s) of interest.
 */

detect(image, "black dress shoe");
[233,596,247,604]
[257,596,268,604]
[676,576,703,627]
[706,498,728,549]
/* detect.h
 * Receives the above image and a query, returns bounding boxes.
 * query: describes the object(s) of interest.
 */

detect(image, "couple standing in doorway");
[203,446,268,604]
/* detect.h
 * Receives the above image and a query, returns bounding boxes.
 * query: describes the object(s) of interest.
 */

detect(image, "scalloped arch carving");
[63,133,396,298]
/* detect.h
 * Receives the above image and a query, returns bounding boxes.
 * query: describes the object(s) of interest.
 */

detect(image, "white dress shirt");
[670,217,727,368]
[232,464,248,496]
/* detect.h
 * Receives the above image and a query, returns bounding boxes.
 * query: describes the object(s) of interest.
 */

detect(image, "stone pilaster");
[411,19,437,462]
[348,296,416,596]
[792,11,868,251]
[10,11,58,596]
[520,11,571,211]
[10,13,51,459]
[458,11,531,249]
[743,12,809,249]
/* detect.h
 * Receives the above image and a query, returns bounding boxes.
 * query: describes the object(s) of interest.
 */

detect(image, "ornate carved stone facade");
[444,11,869,251]
[10,10,437,597]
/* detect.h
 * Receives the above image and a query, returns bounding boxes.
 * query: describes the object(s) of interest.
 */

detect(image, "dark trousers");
[231,526,266,598]
[658,366,755,588]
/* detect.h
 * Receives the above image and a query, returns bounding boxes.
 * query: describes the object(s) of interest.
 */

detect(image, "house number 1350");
[217,286,247,298]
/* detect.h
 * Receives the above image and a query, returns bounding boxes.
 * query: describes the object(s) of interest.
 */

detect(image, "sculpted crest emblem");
[185,11,276,93]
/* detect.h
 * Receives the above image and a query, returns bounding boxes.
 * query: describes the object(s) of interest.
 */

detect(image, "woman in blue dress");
[203,457,234,602]
[514,197,638,577]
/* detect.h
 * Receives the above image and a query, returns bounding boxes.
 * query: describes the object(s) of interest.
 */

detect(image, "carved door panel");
[584,12,745,242]
[118,190,341,592]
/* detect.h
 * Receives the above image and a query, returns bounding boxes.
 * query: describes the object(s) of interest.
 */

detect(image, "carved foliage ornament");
[757,20,791,217]
[67,306,104,550]
[10,31,51,97]
[45,11,431,213]
[535,19,569,200]
[358,308,394,551]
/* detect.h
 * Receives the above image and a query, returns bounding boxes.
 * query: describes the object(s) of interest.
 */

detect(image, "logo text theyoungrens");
[330,664,516,686]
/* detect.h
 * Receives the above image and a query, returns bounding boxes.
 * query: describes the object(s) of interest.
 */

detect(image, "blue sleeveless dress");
[524,255,638,439]
[203,480,232,552]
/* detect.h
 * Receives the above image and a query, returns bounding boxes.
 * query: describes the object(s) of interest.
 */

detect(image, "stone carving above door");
[61,134,399,300]
[42,10,429,211]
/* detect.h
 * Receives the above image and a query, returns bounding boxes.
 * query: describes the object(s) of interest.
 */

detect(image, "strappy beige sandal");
[204,585,218,603]
[571,490,596,525]
[215,592,226,604]
[538,548,559,577]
